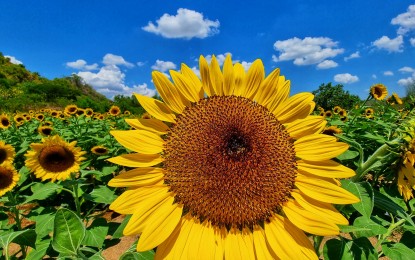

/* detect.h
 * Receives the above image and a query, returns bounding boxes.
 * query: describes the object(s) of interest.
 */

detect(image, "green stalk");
[72,180,82,218]
[375,218,405,252]
[352,143,390,181]
[7,192,27,258]
[346,95,372,134]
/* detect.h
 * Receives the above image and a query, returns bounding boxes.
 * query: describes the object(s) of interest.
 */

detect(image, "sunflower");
[35,113,45,121]
[124,110,131,115]
[91,145,109,155]
[64,104,78,115]
[85,108,94,117]
[387,93,403,105]
[25,135,86,182]
[323,125,343,136]
[50,110,60,118]
[333,106,342,114]
[370,83,388,100]
[340,116,348,122]
[0,114,11,129]
[0,141,16,165]
[365,108,374,116]
[141,112,152,119]
[338,109,347,117]
[107,55,359,259]
[14,114,25,125]
[0,163,20,197]
[109,105,121,116]
[324,110,333,118]
[38,126,54,136]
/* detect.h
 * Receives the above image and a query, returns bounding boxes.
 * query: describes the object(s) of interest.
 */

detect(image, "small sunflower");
[324,110,333,118]
[370,83,388,100]
[91,145,109,155]
[14,114,25,125]
[317,106,325,112]
[85,108,94,117]
[50,110,60,118]
[35,113,45,121]
[0,114,11,129]
[0,141,16,165]
[64,104,78,115]
[109,105,121,116]
[76,108,85,116]
[387,93,403,105]
[0,163,20,197]
[340,116,348,122]
[365,108,374,116]
[107,55,358,259]
[38,126,54,136]
[338,109,347,117]
[25,135,86,182]
[124,110,131,115]
[333,106,342,114]
[323,125,343,136]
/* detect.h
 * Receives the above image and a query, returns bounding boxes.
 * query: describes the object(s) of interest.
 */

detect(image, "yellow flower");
[387,93,403,105]
[109,105,121,116]
[0,163,20,197]
[91,145,109,155]
[333,106,342,114]
[0,141,15,165]
[108,55,358,259]
[85,108,94,117]
[38,126,54,136]
[324,110,333,118]
[64,104,78,115]
[365,108,374,116]
[323,125,343,136]
[0,114,11,129]
[339,109,347,117]
[370,83,388,100]
[13,114,25,125]
[25,135,86,182]
[35,113,45,121]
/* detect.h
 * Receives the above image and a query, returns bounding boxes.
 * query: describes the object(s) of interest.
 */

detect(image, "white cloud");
[142,8,220,39]
[66,59,98,70]
[273,37,344,67]
[410,38,415,46]
[136,61,146,67]
[372,35,404,52]
[391,5,415,35]
[316,60,338,69]
[4,55,22,65]
[398,72,415,86]
[240,61,253,71]
[151,60,177,72]
[384,71,394,76]
[344,51,360,61]
[399,66,414,73]
[204,53,230,65]
[103,54,134,68]
[334,73,359,84]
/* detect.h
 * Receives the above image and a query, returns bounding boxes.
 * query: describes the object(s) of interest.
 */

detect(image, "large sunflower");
[0,162,20,197]
[370,83,388,100]
[25,135,86,182]
[0,141,16,165]
[108,55,359,259]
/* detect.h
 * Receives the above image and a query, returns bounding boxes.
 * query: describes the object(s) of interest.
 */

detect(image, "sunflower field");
[1,55,415,260]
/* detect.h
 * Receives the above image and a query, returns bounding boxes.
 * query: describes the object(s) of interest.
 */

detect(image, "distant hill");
[0,52,113,113]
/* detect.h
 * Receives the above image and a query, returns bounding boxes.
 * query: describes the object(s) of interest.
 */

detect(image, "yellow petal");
[134,94,176,123]
[292,190,349,225]
[222,54,234,96]
[297,159,356,178]
[154,217,184,260]
[273,93,315,123]
[283,200,340,236]
[241,59,264,99]
[108,167,164,187]
[180,63,204,100]
[209,55,224,96]
[107,153,163,167]
[224,228,252,260]
[137,197,183,251]
[284,116,327,140]
[252,225,274,260]
[111,130,164,154]
[170,70,201,103]
[187,221,216,260]
[296,172,360,204]
[265,215,317,259]
[295,134,349,161]
[152,71,189,113]
[125,118,169,135]
[232,63,246,96]
[267,76,291,112]
[255,68,280,106]
[199,55,215,96]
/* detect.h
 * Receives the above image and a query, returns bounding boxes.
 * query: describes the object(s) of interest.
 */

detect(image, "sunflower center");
[0,149,7,164]
[1,118,10,127]
[0,166,13,189]
[163,95,297,229]
[38,145,75,173]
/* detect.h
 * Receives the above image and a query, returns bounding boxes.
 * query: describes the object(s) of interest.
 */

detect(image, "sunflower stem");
[345,95,372,135]
[313,235,323,257]
[374,217,405,251]
[6,192,27,258]
[72,180,82,218]
[353,142,390,181]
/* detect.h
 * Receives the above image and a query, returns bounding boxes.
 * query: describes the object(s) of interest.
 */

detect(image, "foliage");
[312,82,361,111]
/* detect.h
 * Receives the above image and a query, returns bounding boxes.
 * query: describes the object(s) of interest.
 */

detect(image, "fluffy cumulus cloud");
[334,73,359,84]
[273,37,344,67]
[66,59,98,70]
[399,66,415,73]
[142,8,220,39]
[67,54,154,99]
[344,51,360,61]
[151,60,177,72]
[4,55,23,65]
[316,60,338,69]
[384,71,394,76]
[398,66,415,86]
[391,5,415,35]
[372,35,404,52]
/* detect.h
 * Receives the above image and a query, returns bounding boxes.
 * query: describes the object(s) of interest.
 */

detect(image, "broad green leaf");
[120,250,155,260]
[338,225,371,233]
[34,213,55,239]
[337,150,359,160]
[51,208,85,255]
[112,215,132,240]
[88,185,117,204]
[341,180,374,218]
[82,218,109,248]
[0,229,37,249]
[101,165,118,176]
[323,239,352,260]
[352,216,388,238]
[26,239,50,260]
[323,237,377,260]
[382,242,415,260]
[24,182,61,204]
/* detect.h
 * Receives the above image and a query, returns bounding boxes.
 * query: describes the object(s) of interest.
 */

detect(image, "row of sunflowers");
[1,55,415,259]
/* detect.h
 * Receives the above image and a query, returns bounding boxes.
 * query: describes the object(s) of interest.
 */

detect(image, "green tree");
[312,82,361,110]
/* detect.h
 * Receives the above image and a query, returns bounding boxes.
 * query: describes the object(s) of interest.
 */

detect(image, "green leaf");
[338,225,371,233]
[82,218,109,248]
[400,231,415,250]
[26,239,51,260]
[352,216,388,238]
[24,182,61,203]
[323,237,377,260]
[337,150,359,160]
[323,238,352,260]
[0,229,37,249]
[119,250,155,260]
[51,208,85,255]
[341,180,374,218]
[101,165,118,176]
[34,213,55,239]
[87,185,117,204]
[382,242,415,260]
[112,215,131,240]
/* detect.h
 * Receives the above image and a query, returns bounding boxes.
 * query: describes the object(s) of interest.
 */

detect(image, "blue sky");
[1,0,415,99]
